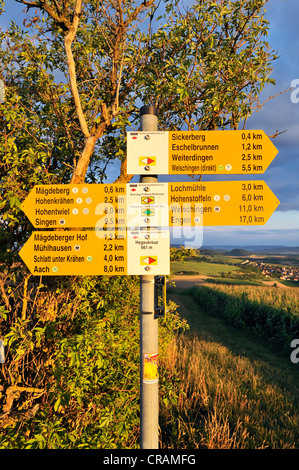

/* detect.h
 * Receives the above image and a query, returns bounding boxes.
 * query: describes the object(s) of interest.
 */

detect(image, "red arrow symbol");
[142,257,157,265]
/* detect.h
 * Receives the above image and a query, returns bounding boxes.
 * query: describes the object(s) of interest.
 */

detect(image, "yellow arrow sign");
[19,230,170,276]
[168,180,280,226]
[127,130,278,175]
[124,181,279,227]
[21,183,127,229]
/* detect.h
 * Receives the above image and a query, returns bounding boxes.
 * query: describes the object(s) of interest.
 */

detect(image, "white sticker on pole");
[127,229,170,275]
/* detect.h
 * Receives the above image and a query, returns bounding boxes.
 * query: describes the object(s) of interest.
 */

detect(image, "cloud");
[265,1,299,52]
[201,226,299,247]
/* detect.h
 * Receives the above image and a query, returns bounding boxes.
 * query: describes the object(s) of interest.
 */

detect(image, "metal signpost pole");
[0,79,5,104]
[139,105,159,449]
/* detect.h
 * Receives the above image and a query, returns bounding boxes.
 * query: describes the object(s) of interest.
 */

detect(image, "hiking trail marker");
[127,130,278,176]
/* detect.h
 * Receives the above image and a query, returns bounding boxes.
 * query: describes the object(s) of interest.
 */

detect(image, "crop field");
[189,283,299,353]
[197,282,299,315]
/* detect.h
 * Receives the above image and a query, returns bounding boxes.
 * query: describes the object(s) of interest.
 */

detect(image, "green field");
[170,259,241,276]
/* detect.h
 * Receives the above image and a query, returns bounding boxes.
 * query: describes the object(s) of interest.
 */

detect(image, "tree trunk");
[70,135,97,183]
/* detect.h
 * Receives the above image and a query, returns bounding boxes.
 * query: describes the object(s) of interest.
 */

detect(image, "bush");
[0,274,185,448]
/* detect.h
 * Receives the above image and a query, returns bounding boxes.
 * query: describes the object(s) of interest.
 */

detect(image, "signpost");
[138,106,160,451]
[127,130,278,176]
[19,105,280,451]
[21,180,279,229]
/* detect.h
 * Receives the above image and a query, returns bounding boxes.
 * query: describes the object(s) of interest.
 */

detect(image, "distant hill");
[199,248,252,257]
[199,245,299,255]
[227,248,252,256]
[253,246,299,254]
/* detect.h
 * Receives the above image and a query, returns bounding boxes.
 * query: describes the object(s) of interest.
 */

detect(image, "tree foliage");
[0,0,278,448]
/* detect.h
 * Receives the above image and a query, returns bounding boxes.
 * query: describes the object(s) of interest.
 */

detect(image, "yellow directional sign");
[167,180,280,227]
[125,181,279,227]
[19,230,170,276]
[127,130,278,175]
[21,181,279,229]
[21,183,127,229]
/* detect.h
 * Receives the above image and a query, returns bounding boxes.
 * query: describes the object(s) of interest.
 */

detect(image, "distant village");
[241,259,299,282]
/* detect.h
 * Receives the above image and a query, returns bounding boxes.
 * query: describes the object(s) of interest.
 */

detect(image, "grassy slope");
[160,286,299,449]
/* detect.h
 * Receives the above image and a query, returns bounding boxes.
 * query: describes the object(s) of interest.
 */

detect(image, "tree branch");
[15,0,72,30]
[64,0,90,138]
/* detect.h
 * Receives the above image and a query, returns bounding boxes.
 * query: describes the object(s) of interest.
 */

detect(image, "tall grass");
[160,283,299,448]
[160,334,299,449]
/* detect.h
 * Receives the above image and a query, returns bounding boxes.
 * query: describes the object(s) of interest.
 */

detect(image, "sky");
[1,0,299,248]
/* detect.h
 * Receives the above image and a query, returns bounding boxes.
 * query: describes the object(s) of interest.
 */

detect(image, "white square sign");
[127,229,170,275]
[127,131,169,175]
